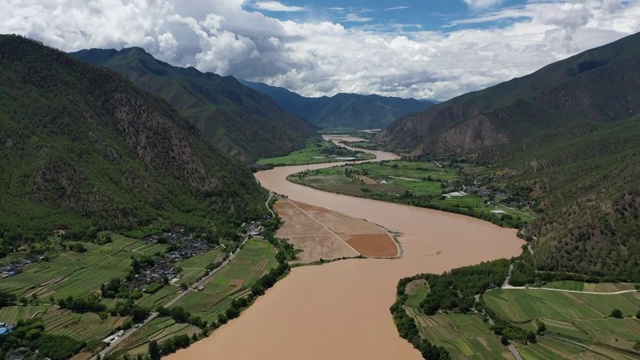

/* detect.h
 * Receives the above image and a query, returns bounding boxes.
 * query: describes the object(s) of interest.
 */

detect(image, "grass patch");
[290,160,531,228]
[257,138,375,166]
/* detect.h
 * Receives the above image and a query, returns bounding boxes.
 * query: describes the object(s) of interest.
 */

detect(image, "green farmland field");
[484,288,640,357]
[172,239,278,323]
[402,280,510,360]
[257,139,375,166]
[289,160,533,228]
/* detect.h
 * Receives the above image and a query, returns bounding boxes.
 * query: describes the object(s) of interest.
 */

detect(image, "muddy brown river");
[168,137,523,360]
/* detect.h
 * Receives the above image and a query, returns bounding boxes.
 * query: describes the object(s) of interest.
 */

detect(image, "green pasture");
[257,139,374,166]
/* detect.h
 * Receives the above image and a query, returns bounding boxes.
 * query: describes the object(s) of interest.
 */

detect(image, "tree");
[180,283,188,291]
[501,334,510,346]
[636,309,640,319]
[148,340,160,360]
[610,309,623,318]
[536,321,546,335]
[526,331,537,344]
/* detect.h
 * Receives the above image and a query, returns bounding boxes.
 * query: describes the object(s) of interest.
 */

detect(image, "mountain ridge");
[242,80,435,130]
[376,32,640,280]
[0,35,265,239]
[377,32,640,157]
[70,47,316,162]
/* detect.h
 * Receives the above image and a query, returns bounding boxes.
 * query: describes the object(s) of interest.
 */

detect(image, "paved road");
[265,192,275,218]
[92,235,251,360]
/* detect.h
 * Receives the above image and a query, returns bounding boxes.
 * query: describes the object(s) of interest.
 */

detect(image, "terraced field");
[402,280,510,359]
[44,309,129,343]
[484,288,640,357]
[171,239,277,323]
[484,289,640,322]
[115,317,201,357]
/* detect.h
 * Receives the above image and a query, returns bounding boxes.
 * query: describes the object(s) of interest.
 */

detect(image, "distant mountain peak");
[241,80,436,130]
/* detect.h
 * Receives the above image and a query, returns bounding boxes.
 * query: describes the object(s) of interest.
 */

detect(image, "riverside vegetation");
[289,159,535,229]
[391,254,640,360]
[257,138,375,166]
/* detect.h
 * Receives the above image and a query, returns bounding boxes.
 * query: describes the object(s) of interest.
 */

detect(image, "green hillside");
[0,35,266,244]
[378,32,640,280]
[70,48,316,161]
[378,32,640,156]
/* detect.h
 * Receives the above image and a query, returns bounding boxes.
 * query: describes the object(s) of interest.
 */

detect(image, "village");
[0,254,47,279]
[124,222,265,293]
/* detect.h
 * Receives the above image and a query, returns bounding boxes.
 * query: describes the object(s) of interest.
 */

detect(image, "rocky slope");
[71,48,316,161]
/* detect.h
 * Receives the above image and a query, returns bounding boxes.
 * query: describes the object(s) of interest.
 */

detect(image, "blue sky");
[1,0,639,100]
[253,0,527,32]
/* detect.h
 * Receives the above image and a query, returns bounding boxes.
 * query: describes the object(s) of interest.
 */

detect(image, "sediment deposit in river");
[168,137,523,360]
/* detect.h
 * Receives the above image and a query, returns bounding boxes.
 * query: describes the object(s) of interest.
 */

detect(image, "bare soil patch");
[226,279,245,295]
[274,199,398,262]
[346,234,398,257]
[355,175,376,185]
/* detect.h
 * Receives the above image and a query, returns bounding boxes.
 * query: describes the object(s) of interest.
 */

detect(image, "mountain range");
[377,32,640,280]
[242,81,434,130]
[0,35,265,239]
[70,48,316,162]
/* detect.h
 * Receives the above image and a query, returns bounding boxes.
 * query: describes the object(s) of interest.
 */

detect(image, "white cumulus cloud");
[1,0,639,100]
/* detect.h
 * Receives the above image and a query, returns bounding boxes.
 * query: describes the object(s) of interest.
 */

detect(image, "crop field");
[257,139,375,166]
[0,305,50,323]
[43,309,129,343]
[172,239,277,322]
[289,160,525,224]
[405,308,510,359]
[484,288,640,356]
[542,281,637,292]
[135,285,180,308]
[0,237,137,298]
[484,289,640,322]
[402,280,510,359]
[115,316,201,356]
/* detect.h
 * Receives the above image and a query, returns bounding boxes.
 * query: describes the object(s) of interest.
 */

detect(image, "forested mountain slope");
[71,48,316,161]
[0,35,266,241]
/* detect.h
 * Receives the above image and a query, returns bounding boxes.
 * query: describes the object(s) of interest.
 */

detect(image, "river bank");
[167,137,524,360]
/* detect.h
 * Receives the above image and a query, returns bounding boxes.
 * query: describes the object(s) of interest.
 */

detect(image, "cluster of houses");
[1,255,46,278]
[241,221,265,237]
[124,223,264,293]
[145,228,212,260]
[464,184,509,201]
[127,261,179,292]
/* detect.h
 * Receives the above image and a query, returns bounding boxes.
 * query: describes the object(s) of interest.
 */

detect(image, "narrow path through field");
[286,199,361,256]
[501,286,638,295]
